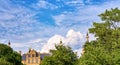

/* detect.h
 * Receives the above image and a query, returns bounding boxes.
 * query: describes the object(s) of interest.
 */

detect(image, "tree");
[78,8,120,65]
[0,57,12,65]
[0,43,23,65]
[40,41,78,65]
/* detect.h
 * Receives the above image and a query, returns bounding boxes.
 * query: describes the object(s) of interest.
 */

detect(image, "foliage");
[40,41,78,65]
[0,57,12,65]
[0,43,23,65]
[78,8,120,65]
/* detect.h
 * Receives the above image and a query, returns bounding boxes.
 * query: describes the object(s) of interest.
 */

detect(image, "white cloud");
[74,48,83,57]
[0,0,46,53]
[0,0,43,42]
[52,9,100,26]
[12,43,28,48]
[7,38,47,53]
[52,14,66,25]
[66,29,83,46]
[41,29,84,54]
[41,35,65,53]
[1,0,120,56]
[65,0,84,6]
[27,39,43,44]
[32,0,58,10]
[53,0,120,26]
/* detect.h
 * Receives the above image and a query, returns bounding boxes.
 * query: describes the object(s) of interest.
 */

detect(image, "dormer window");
[28,54,30,57]
[32,54,34,57]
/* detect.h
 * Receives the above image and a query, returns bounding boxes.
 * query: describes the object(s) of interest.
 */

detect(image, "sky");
[0,0,120,56]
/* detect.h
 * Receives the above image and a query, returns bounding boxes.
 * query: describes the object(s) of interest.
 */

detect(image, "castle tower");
[86,32,89,42]
[19,51,22,55]
[81,33,89,55]
[60,38,63,45]
[8,40,11,47]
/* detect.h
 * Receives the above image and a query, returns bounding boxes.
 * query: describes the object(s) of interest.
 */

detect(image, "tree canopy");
[0,43,23,65]
[78,8,120,65]
[40,41,78,65]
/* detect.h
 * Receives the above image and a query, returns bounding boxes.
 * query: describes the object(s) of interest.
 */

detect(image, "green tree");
[78,8,120,65]
[40,41,78,65]
[0,57,12,65]
[0,43,23,65]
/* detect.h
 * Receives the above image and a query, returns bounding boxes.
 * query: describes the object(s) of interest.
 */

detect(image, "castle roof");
[22,49,50,60]
[40,53,50,60]
[22,54,26,60]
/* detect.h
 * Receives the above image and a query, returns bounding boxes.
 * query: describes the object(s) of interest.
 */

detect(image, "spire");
[8,40,11,47]
[86,32,89,42]
[74,52,77,55]
[29,48,32,52]
[60,38,62,45]
[82,48,85,54]
[19,51,22,55]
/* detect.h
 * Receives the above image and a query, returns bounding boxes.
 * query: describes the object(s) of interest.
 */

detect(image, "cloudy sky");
[0,0,120,56]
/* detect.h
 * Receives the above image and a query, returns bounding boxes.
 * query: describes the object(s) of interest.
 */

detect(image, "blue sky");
[0,0,120,55]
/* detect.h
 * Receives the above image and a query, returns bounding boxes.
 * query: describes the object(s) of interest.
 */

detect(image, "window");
[28,59,30,63]
[36,59,38,63]
[32,54,34,57]
[28,54,30,57]
[32,58,34,63]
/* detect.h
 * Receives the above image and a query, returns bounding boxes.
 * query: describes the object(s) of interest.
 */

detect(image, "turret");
[29,48,32,52]
[86,32,89,42]
[8,40,11,47]
[19,51,22,55]
[60,38,63,45]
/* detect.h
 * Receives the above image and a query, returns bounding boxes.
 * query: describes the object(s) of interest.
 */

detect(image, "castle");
[22,48,49,65]
[8,41,50,65]
[7,32,89,65]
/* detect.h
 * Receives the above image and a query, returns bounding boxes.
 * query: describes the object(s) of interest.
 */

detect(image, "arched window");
[32,54,34,57]
[36,59,38,63]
